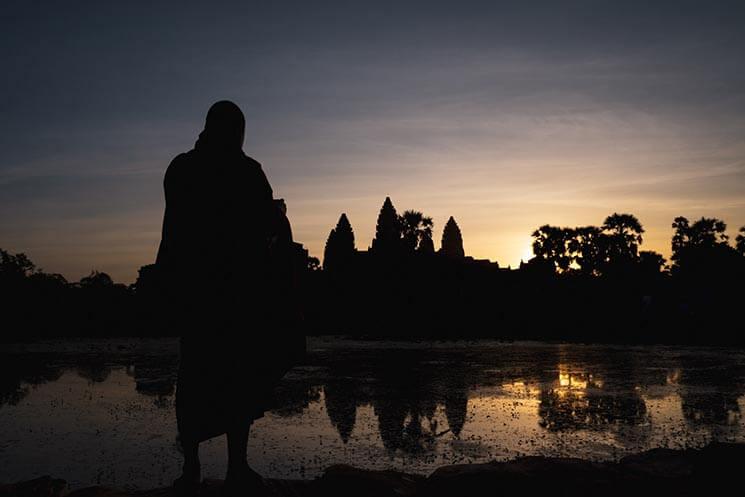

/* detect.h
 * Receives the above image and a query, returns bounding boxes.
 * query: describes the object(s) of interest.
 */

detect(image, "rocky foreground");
[2,443,744,497]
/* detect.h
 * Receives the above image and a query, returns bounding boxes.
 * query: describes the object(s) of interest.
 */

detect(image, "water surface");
[1,337,744,489]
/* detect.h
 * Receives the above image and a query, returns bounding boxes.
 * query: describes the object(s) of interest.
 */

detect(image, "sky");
[1,0,744,283]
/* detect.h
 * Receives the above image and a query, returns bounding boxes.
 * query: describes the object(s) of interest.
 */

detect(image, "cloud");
[2,1,744,280]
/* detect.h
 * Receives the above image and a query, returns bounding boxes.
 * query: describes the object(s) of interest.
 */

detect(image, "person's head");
[202,100,245,150]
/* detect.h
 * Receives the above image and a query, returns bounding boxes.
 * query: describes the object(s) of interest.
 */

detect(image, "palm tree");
[602,213,644,259]
[531,225,574,272]
[399,210,433,253]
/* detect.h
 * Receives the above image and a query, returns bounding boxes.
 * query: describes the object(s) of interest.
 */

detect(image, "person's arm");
[249,159,282,245]
[156,155,187,268]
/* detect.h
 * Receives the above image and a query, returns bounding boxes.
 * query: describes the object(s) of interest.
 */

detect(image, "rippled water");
[1,337,744,489]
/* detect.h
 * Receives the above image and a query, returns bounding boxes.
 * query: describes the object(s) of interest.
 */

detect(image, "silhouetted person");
[156,101,302,495]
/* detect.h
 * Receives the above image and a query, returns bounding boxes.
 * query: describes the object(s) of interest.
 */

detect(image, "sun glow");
[521,245,534,263]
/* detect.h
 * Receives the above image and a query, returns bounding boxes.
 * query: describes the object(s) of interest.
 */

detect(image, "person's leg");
[225,421,264,494]
[173,436,201,496]
[181,437,201,481]
[226,422,250,473]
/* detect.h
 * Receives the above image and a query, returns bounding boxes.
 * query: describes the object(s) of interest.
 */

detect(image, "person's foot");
[224,464,265,497]
[173,465,201,497]
[173,475,200,497]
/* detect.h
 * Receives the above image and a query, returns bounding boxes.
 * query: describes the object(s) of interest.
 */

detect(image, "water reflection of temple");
[2,342,745,451]
[320,359,469,453]
[291,346,745,449]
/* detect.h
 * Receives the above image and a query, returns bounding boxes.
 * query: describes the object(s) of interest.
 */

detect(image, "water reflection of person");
[156,101,303,495]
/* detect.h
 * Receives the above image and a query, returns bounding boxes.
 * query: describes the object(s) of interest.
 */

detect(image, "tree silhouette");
[532,216,649,276]
[371,197,401,255]
[671,216,691,256]
[603,213,644,246]
[672,216,729,255]
[736,226,745,256]
[399,210,434,253]
[531,225,574,272]
[79,270,114,288]
[669,216,744,303]
[323,213,356,271]
[573,226,608,276]
[440,217,465,258]
[638,250,667,274]
[671,216,732,272]
[0,249,36,280]
[602,213,644,264]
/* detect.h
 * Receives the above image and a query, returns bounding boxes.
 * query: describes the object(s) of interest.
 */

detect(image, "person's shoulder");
[164,151,198,184]
[240,154,273,194]
[241,153,263,170]
[169,150,198,170]
[241,154,269,178]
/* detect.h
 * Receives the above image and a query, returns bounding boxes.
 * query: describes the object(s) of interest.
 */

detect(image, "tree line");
[2,197,744,343]
[529,214,745,278]
[323,196,745,279]
[316,197,745,343]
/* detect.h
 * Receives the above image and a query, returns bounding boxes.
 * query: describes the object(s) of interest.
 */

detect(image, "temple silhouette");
[324,197,498,271]
[2,197,745,344]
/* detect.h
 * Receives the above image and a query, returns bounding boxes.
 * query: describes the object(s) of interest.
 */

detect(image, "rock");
[3,444,745,497]
[620,447,695,479]
[310,465,422,497]
[696,441,745,475]
[423,457,617,497]
[66,487,128,497]
[0,477,67,497]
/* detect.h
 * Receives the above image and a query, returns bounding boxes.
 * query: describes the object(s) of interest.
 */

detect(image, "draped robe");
[156,136,300,442]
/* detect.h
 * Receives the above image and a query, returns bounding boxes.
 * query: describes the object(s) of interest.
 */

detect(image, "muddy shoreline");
[2,443,742,497]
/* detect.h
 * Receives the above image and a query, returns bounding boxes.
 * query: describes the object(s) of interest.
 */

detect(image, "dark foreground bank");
[2,443,743,497]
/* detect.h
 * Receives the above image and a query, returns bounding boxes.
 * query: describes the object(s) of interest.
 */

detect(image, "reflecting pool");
[1,337,744,489]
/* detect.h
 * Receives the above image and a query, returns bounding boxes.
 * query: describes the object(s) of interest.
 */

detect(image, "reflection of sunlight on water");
[462,391,543,459]
[641,391,743,448]
[500,380,540,397]
[559,371,587,390]
[667,368,681,385]
[556,364,604,391]
[2,340,745,489]
[643,393,690,449]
